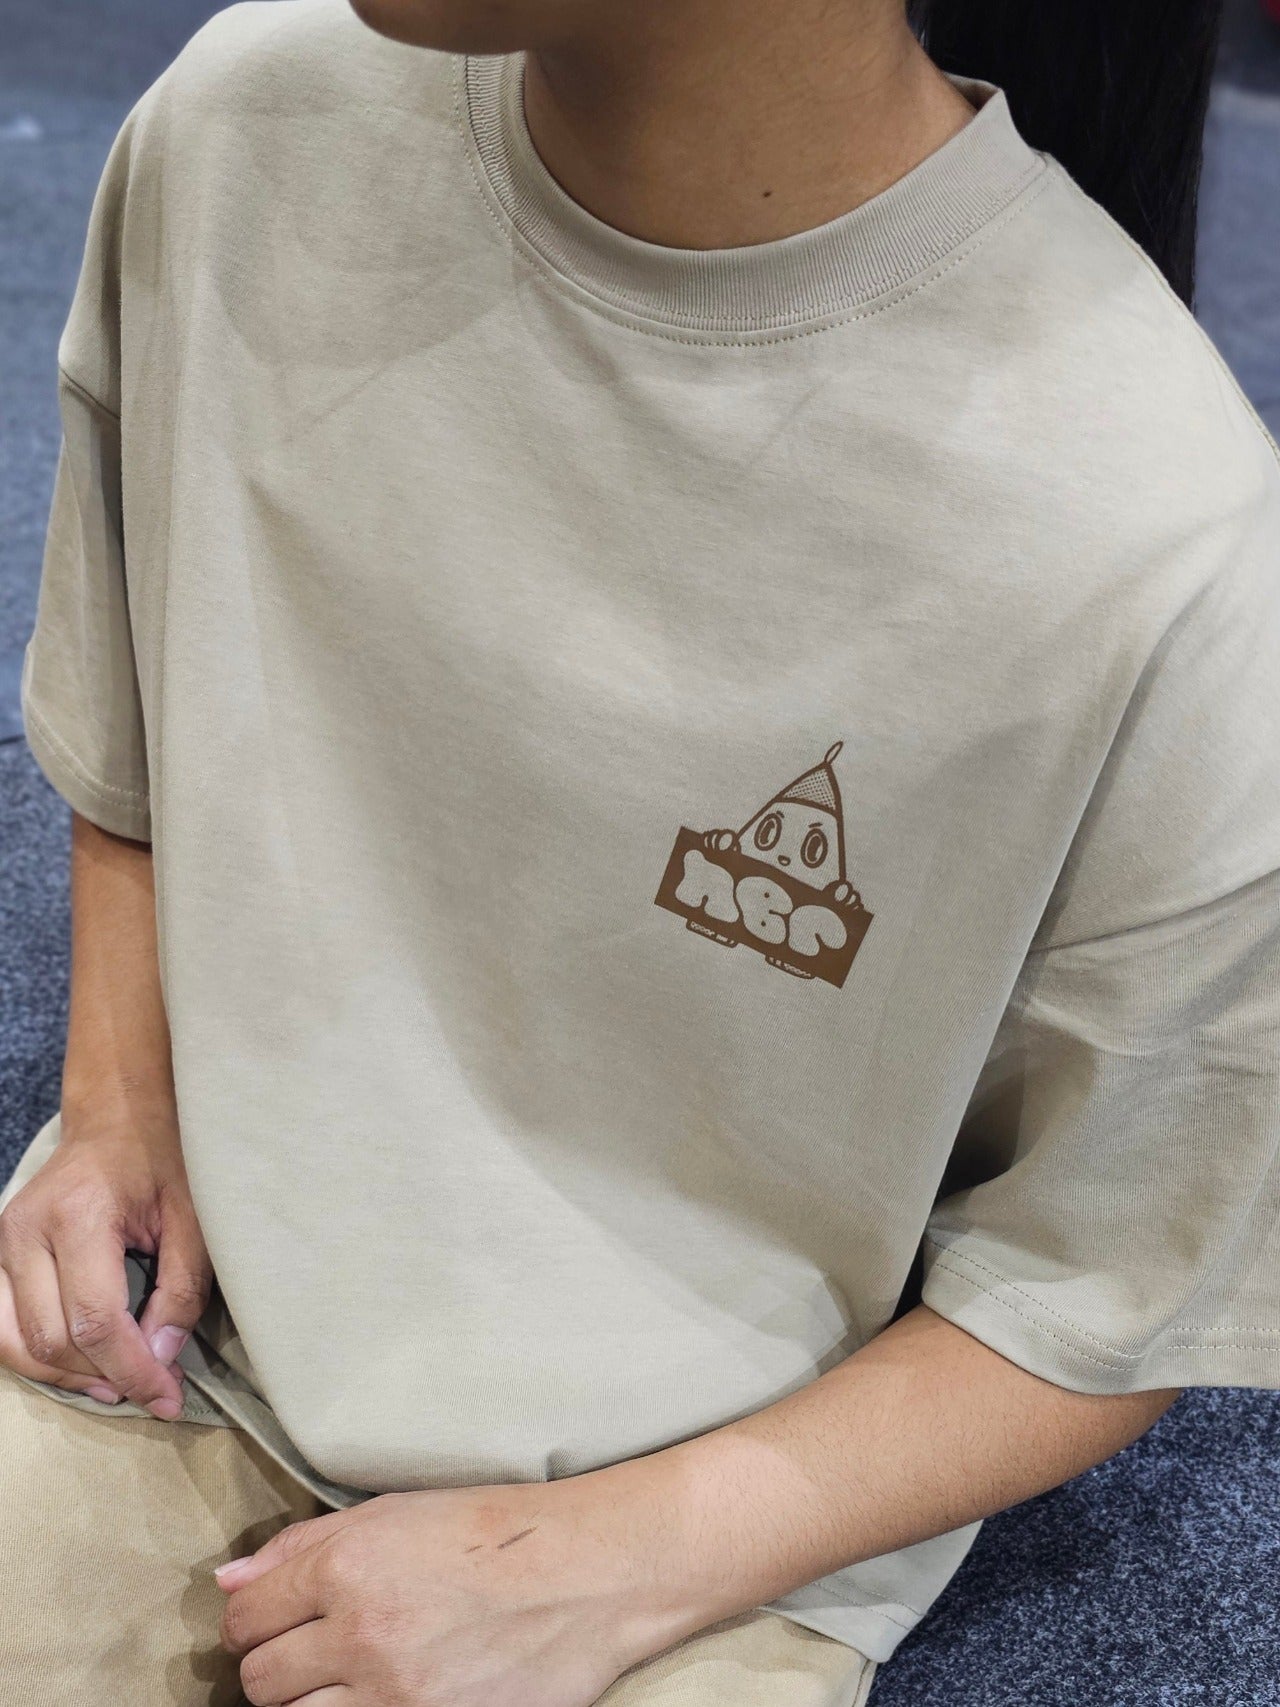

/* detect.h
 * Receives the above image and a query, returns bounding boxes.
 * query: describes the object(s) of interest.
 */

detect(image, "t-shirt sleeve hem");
[919,1236,1280,1396]
[22,692,152,842]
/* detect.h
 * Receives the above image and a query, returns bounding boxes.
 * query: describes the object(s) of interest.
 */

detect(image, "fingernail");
[147,1396,183,1420]
[85,1382,121,1404]
[214,1556,251,1580]
[149,1326,190,1364]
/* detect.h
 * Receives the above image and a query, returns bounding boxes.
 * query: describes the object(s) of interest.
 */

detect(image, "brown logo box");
[655,827,873,989]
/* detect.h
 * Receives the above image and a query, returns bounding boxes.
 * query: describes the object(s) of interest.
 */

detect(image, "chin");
[346,0,549,53]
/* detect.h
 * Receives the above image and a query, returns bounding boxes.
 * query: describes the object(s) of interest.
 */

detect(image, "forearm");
[61,809,175,1126]
[598,1302,1181,1649]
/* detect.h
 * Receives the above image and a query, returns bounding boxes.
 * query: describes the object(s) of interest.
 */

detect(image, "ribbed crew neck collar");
[456,49,1046,337]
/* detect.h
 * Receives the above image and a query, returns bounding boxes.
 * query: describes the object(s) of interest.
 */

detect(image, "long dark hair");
[906,0,1225,309]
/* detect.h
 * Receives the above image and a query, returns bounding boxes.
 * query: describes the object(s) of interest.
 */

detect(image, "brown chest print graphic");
[655,742,873,988]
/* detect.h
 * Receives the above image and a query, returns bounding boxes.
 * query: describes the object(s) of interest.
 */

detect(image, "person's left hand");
[215,1468,699,1707]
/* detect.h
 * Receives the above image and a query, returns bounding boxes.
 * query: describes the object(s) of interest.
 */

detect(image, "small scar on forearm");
[495,1525,538,1549]
[463,1524,538,1554]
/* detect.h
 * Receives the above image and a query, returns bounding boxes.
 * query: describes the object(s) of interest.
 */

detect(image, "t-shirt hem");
[921,1236,1280,1395]
[175,1361,372,1512]
[1,1360,229,1428]
[766,1598,919,1666]
[21,687,151,842]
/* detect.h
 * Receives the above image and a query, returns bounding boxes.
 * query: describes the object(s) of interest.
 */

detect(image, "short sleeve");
[921,427,1280,1396]
[20,103,151,843]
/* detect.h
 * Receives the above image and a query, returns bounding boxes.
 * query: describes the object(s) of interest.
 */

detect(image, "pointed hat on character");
[747,741,848,885]
[774,741,845,817]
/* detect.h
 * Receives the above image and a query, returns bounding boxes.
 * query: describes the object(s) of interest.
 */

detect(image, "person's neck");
[521,5,978,252]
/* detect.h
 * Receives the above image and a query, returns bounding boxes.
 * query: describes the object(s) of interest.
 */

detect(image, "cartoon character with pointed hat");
[654,741,871,986]
[703,742,860,908]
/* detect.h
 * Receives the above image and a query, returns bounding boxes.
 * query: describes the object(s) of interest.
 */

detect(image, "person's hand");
[216,1464,707,1707]
[826,879,861,908]
[0,1103,211,1417]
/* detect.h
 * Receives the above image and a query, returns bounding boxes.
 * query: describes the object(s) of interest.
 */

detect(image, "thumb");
[214,1509,355,1591]
[135,1195,213,1364]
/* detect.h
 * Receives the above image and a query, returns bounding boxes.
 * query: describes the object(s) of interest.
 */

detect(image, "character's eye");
[801,827,829,869]
[753,813,783,852]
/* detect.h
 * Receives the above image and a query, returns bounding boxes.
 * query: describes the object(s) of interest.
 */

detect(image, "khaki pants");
[0,1367,877,1706]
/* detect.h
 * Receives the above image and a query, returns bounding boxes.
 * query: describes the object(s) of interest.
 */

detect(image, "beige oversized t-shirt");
[8,0,1280,1665]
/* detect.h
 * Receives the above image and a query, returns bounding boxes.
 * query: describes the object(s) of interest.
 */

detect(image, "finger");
[0,1267,120,1402]
[0,1219,77,1370]
[235,1619,339,1706]
[215,1509,357,1594]
[279,1690,350,1707]
[0,1219,107,1382]
[219,1544,336,1657]
[53,1230,185,1418]
[134,1195,213,1365]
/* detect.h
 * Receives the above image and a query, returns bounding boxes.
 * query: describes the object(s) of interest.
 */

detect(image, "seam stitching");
[781,1581,923,1629]
[1050,158,1280,475]
[25,696,149,806]
[924,1237,1149,1366]
[925,1237,1280,1356]
[451,56,1053,347]
[1163,1331,1280,1344]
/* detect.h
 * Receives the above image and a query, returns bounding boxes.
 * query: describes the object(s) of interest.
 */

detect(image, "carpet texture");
[2,4,1278,1702]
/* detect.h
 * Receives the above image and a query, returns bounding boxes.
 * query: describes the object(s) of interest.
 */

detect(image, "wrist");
[576,1435,783,1669]
[60,1072,179,1142]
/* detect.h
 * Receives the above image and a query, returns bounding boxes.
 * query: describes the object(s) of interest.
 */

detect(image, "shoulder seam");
[1044,159,1280,475]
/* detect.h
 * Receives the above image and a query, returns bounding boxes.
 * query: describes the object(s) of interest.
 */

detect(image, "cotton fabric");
[0,1367,876,1707]
[0,1365,322,1706]
[10,0,1280,1666]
